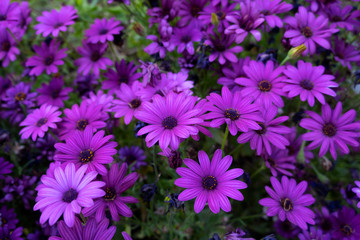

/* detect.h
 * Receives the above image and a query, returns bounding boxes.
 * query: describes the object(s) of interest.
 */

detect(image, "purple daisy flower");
[171,26,202,55]
[324,3,360,31]
[83,163,138,221]
[237,105,291,156]
[298,226,331,240]
[204,33,243,65]
[175,149,247,214]
[177,0,208,27]
[331,207,360,240]
[255,0,292,28]
[263,147,296,177]
[85,18,123,43]
[332,37,360,70]
[112,82,151,125]
[315,207,333,234]
[83,90,113,113]
[224,0,264,43]
[300,102,360,160]
[198,2,236,32]
[259,176,316,229]
[19,104,62,141]
[352,181,360,208]
[54,126,117,176]
[235,60,286,109]
[0,157,13,178]
[0,0,19,28]
[283,60,338,107]
[134,92,203,150]
[34,163,105,227]
[25,40,67,76]
[144,35,170,59]
[0,226,23,240]
[283,6,338,55]
[13,2,32,38]
[148,0,177,26]
[205,86,262,136]
[60,101,108,140]
[274,220,301,239]
[49,217,116,240]
[0,206,18,230]
[37,77,72,107]
[0,76,11,99]
[34,5,78,37]
[122,232,132,240]
[102,60,141,93]
[218,57,251,91]
[118,146,147,170]
[0,26,20,67]
[75,73,99,97]
[75,41,112,76]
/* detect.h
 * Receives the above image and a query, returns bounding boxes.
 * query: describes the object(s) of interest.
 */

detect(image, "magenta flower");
[25,40,67,76]
[37,77,72,107]
[135,92,203,150]
[144,35,169,59]
[83,90,114,113]
[263,147,296,177]
[298,226,331,240]
[102,60,142,93]
[175,149,247,214]
[83,163,138,221]
[331,207,360,240]
[0,226,23,240]
[171,26,202,55]
[0,0,19,28]
[0,157,14,178]
[75,41,112,76]
[205,86,262,136]
[55,126,117,175]
[324,4,360,31]
[255,0,292,28]
[177,0,208,27]
[0,26,20,67]
[225,0,264,43]
[300,102,360,160]
[85,18,123,43]
[218,57,251,91]
[19,104,61,141]
[49,217,116,240]
[122,232,132,240]
[60,101,108,140]
[352,181,360,208]
[118,146,147,170]
[283,6,338,55]
[34,163,105,227]
[13,2,32,38]
[34,5,78,37]
[235,60,286,108]
[204,33,243,65]
[283,60,338,107]
[198,2,236,32]
[237,105,291,156]
[112,82,151,125]
[259,176,315,229]
[332,37,360,70]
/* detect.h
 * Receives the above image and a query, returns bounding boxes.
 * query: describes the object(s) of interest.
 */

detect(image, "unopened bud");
[133,22,145,36]
[211,13,219,26]
[288,44,306,59]
[168,150,182,169]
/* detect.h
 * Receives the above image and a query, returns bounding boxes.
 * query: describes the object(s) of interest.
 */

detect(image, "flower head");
[218,57,251,91]
[332,37,360,70]
[255,0,292,28]
[352,181,360,208]
[0,157,14,178]
[0,0,19,28]
[259,176,315,229]
[175,149,247,214]
[171,26,202,55]
[85,18,123,43]
[0,26,20,67]
[331,207,360,240]
[263,147,296,177]
[118,146,147,170]
[0,206,18,230]
[177,0,208,27]
[298,226,331,240]
[0,226,23,240]
[37,77,72,107]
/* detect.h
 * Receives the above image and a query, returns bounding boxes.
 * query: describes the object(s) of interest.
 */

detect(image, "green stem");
[240,213,264,219]
[221,125,229,153]
[280,56,289,66]
[251,164,266,179]
[48,129,60,142]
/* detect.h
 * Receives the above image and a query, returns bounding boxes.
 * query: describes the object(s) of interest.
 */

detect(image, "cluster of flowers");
[0,0,360,239]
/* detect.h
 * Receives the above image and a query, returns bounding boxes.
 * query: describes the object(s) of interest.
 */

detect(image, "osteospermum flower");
[259,176,315,229]
[49,217,116,240]
[0,26,20,67]
[300,102,360,160]
[237,105,291,156]
[74,41,112,76]
[54,126,117,175]
[37,77,72,108]
[60,101,108,140]
[205,86,262,136]
[324,4,360,31]
[118,146,147,170]
[0,157,14,178]
[198,2,236,32]
[171,26,202,55]
[85,18,123,43]
[298,226,331,240]
[0,206,18,229]
[25,40,67,76]
[13,2,32,38]
[332,37,360,70]
[283,60,338,107]
[19,104,62,141]
[0,0,19,28]
[255,0,292,28]
[263,147,296,177]
[283,6,338,55]
[235,60,286,108]
[34,163,105,227]
[352,181,360,208]
[0,226,23,240]
[34,5,77,37]
[330,207,360,240]
[177,0,208,27]
[83,90,113,113]
[134,92,203,150]
[218,57,251,91]
[83,163,138,221]
[175,149,247,214]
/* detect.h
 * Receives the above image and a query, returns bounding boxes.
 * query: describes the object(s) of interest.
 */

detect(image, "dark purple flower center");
[126,154,136,164]
[44,56,55,66]
[76,119,88,130]
[258,80,272,92]
[15,92,26,101]
[62,188,78,203]
[99,29,108,35]
[261,10,271,15]
[322,123,336,137]
[80,149,94,163]
[54,22,64,28]
[301,26,313,38]
[168,150,182,169]
[216,11,226,20]
[213,42,226,52]
[255,122,267,135]
[181,35,191,43]
[129,99,141,109]
[1,41,10,52]
[320,218,332,232]
[225,108,240,121]
[300,80,314,90]
[239,15,255,31]
[90,51,101,62]
[280,198,293,211]
[103,187,116,200]
[0,15,6,21]
[51,89,60,98]
[1,217,7,225]
[119,75,129,83]
[162,116,178,129]
[267,158,276,167]
[202,176,217,190]
[36,118,48,127]
[341,224,353,236]
[190,5,201,17]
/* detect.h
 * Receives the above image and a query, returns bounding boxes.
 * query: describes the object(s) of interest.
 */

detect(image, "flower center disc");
[129,99,141,109]
[322,123,336,137]
[36,118,48,127]
[103,187,116,201]
[341,224,353,236]
[44,56,54,66]
[258,80,272,92]
[91,52,101,61]
[76,119,88,130]
[162,116,177,129]
[225,108,240,121]
[301,26,313,38]
[202,176,217,190]
[255,122,267,135]
[1,41,10,52]
[63,188,78,203]
[300,80,314,90]
[280,198,293,211]
[15,92,26,101]
[80,149,94,163]
[99,29,108,35]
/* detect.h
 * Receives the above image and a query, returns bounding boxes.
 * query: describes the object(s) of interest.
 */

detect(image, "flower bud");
[168,150,182,169]
[288,44,306,59]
